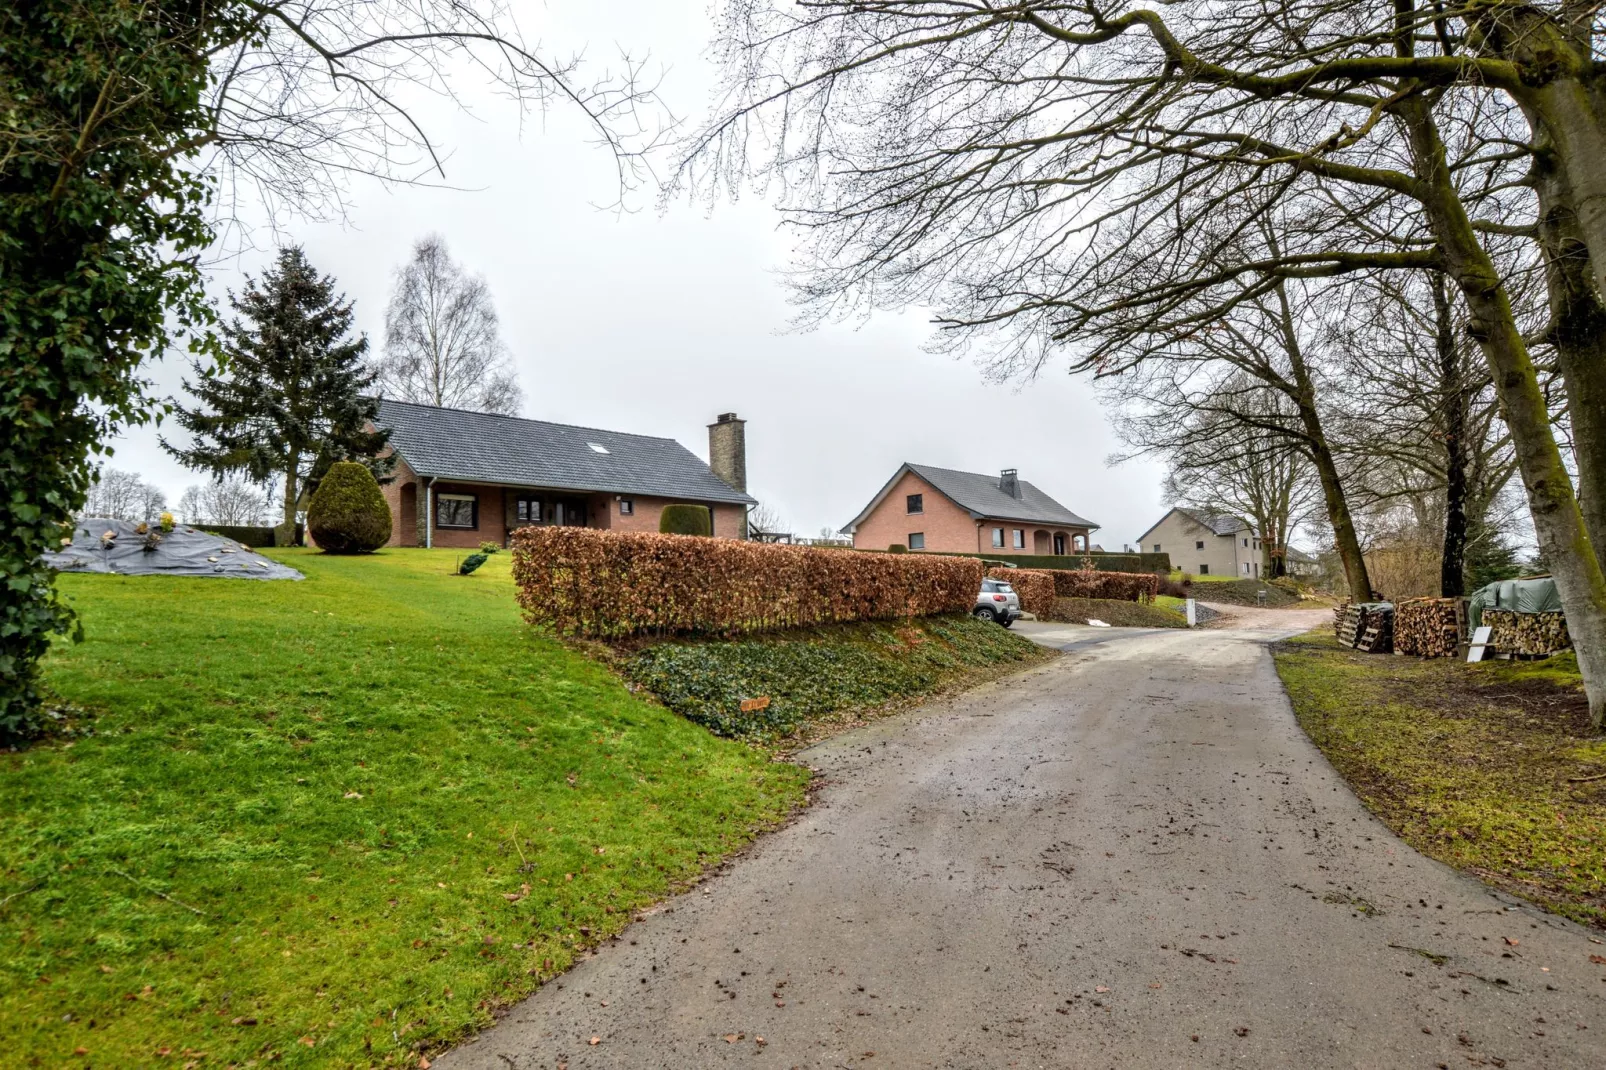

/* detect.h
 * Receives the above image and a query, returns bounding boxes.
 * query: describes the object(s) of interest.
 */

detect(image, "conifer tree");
[166,247,390,545]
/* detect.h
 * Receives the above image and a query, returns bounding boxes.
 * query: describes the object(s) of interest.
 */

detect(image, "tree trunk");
[1528,127,1606,563]
[1403,103,1606,727]
[1433,271,1469,598]
[1273,282,1372,602]
[276,453,300,548]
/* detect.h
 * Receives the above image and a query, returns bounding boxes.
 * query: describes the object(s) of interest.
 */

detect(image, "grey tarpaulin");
[43,518,303,580]
[1466,576,1561,630]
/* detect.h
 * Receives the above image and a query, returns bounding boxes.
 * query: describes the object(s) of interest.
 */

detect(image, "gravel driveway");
[439,610,1605,1069]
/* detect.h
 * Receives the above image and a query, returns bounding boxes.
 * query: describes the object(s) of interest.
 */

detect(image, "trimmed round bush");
[307,461,391,554]
[659,503,712,537]
[887,543,907,553]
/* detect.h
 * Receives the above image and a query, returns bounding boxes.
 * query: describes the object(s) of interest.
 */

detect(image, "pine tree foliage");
[165,247,391,544]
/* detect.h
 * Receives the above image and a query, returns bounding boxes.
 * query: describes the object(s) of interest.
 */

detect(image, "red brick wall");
[852,471,981,553]
[381,456,419,547]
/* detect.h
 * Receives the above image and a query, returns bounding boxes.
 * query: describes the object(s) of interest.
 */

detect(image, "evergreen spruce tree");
[166,247,391,546]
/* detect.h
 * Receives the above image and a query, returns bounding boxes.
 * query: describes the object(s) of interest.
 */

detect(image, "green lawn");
[1274,631,1604,928]
[2,550,808,1067]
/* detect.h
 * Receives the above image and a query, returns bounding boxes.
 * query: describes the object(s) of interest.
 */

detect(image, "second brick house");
[842,462,1098,557]
[371,399,756,548]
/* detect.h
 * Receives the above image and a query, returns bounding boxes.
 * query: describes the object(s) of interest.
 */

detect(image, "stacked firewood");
[1482,609,1571,657]
[1394,598,1463,658]
[1334,602,1394,652]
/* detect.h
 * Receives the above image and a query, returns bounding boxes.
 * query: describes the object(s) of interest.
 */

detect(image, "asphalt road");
[440,610,1606,1069]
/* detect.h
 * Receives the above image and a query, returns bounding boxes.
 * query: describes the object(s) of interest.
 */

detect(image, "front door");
[1053,533,1066,555]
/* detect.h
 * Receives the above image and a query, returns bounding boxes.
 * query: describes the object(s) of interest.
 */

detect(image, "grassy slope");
[1274,631,1604,928]
[3,550,807,1068]
[1043,597,1188,628]
[621,614,1050,743]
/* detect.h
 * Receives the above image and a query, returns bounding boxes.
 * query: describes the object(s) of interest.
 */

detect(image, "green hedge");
[307,462,391,554]
[659,503,712,536]
[930,550,1171,573]
[191,524,301,548]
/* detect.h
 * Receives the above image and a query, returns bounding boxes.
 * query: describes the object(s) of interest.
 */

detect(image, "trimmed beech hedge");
[987,566,1056,617]
[513,527,982,639]
[1045,568,1160,603]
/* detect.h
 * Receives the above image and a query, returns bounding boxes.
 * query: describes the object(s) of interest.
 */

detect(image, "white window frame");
[1012,528,1025,549]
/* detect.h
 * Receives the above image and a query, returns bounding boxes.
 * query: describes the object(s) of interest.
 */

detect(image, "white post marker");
[1466,625,1492,663]
[1185,598,1197,627]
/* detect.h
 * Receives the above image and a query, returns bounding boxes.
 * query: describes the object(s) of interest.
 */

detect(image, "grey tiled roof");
[375,399,756,505]
[1175,508,1249,536]
[846,462,1096,531]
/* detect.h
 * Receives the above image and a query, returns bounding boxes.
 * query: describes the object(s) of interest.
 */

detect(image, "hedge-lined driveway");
[440,613,1606,1069]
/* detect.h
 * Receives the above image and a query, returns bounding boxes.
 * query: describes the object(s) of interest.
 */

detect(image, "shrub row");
[1045,568,1160,604]
[512,527,983,639]
[986,567,1057,616]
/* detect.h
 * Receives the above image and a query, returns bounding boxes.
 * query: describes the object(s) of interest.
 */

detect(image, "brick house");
[370,399,756,548]
[1136,507,1260,577]
[842,463,1097,556]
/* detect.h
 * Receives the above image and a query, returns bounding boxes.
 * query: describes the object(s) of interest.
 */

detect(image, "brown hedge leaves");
[1045,568,1160,604]
[512,528,983,639]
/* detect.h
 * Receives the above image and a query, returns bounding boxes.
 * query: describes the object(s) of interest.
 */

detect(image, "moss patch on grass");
[4,549,808,1067]
[619,614,1052,744]
[1042,597,1188,629]
[1273,630,1604,928]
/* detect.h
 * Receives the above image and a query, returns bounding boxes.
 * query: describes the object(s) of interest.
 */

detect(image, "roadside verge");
[1273,629,1604,928]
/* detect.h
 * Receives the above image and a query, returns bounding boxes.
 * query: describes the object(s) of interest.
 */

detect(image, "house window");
[437,493,477,529]
[619,499,634,516]
[906,493,923,514]
[1012,528,1025,549]
[1243,562,1251,575]
[1199,563,1210,575]
[1243,537,1249,547]
[1195,540,1205,550]
[1153,543,1161,552]
[992,527,1005,548]
[908,532,925,550]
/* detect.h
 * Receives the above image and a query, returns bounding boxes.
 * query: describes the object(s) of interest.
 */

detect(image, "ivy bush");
[1,1,224,740]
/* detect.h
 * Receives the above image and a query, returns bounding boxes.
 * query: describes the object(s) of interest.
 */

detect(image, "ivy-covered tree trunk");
[0,2,218,740]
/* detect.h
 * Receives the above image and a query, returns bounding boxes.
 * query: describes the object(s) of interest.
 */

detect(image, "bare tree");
[1152,395,1323,580]
[746,500,789,542]
[374,235,523,415]
[680,0,1606,724]
[178,479,273,527]
[1327,272,1522,596]
[81,470,167,523]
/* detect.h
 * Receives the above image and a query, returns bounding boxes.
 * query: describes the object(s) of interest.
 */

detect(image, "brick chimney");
[999,468,1021,498]
[708,412,747,493]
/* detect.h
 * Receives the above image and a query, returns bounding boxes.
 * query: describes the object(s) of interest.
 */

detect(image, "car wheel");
[973,606,997,623]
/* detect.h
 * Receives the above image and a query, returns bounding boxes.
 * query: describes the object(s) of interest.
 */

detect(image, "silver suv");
[974,578,1021,627]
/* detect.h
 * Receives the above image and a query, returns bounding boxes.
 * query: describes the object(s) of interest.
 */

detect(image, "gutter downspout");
[425,477,436,550]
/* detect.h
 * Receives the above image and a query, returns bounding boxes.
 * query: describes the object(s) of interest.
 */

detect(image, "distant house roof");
[1136,506,1250,544]
[375,398,756,506]
[843,462,1097,532]
[1284,545,1319,564]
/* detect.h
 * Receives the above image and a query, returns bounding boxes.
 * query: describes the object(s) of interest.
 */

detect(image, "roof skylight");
[587,442,610,454]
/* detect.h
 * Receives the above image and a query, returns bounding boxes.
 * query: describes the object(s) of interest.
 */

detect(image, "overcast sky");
[108,0,1171,549]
